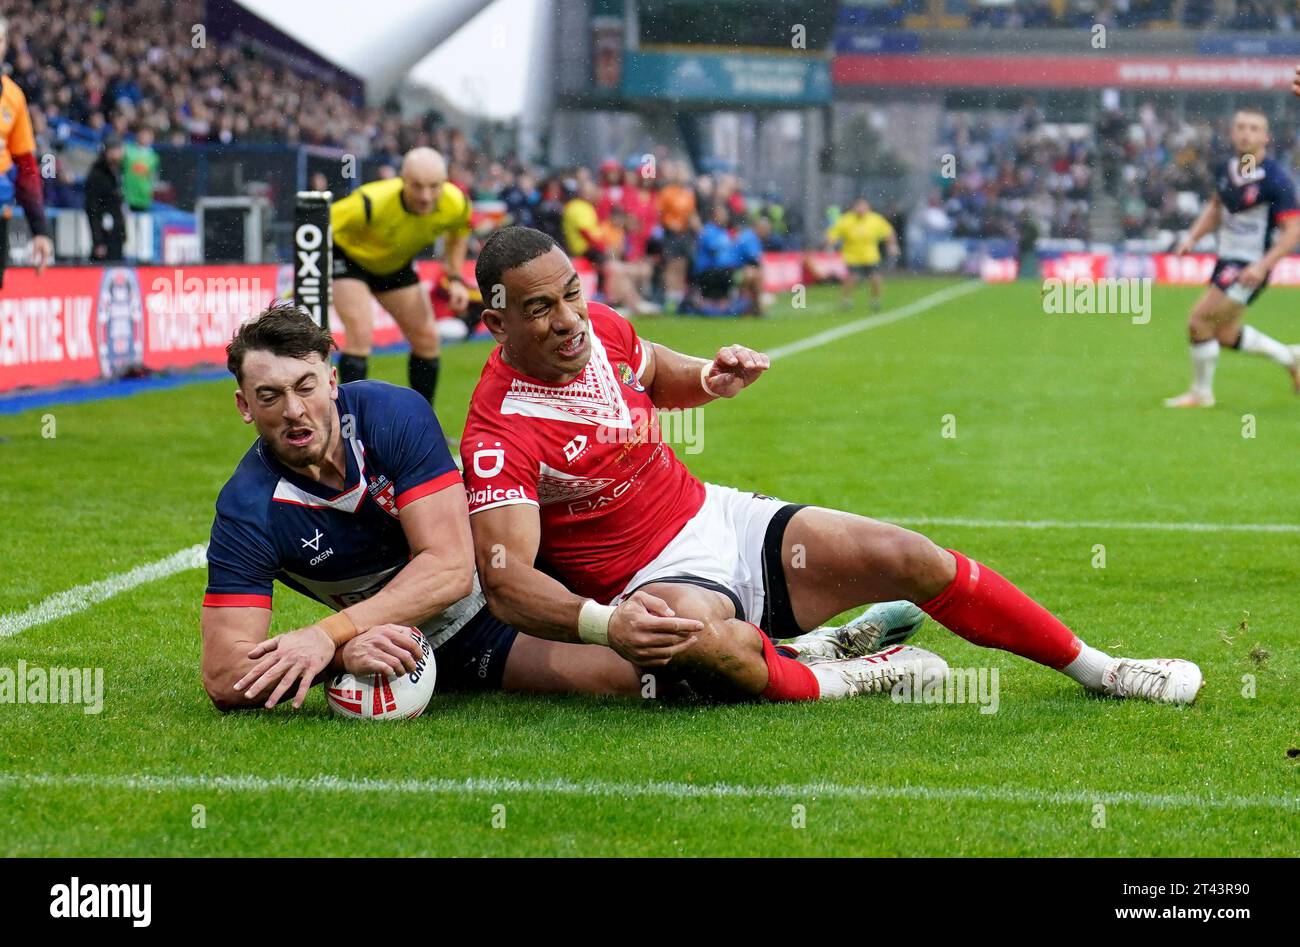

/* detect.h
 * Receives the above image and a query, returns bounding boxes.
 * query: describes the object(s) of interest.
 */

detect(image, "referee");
[330,147,472,405]
[0,15,52,287]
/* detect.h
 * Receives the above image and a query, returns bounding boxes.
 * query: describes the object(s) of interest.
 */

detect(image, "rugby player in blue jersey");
[1165,107,1300,407]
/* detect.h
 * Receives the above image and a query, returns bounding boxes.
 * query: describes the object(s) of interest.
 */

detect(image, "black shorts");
[693,267,734,299]
[1210,258,1267,305]
[847,263,879,280]
[429,607,518,691]
[332,245,420,294]
[661,229,694,261]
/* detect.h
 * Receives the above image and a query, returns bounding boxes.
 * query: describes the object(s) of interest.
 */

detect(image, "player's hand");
[1238,261,1268,289]
[703,344,770,398]
[341,624,424,676]
[447,280,471,312]
[1293,64,1300,97]
[1174,235,1196,255]
[607,590,703,667]
[30,235,53,275]
[235,625,335,709]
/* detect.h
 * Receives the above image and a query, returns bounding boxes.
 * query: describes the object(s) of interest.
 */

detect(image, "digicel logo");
[466,484,529,507]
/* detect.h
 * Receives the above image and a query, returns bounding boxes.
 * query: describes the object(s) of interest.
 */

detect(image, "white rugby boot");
[810,645,949,700]
[1098,657,1204,706]
[780,601,925,665]
[1163,390,1215,408]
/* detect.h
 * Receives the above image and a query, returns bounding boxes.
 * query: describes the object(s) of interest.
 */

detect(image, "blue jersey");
[203,381,482,648]
[1214,155,1300,263]
[694,222,738,272]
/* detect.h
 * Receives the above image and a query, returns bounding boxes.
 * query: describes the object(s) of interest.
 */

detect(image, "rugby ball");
[325,628,436,720]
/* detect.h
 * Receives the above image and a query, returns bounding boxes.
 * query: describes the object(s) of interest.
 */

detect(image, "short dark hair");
[474,226,557,306]
[1235,105,1269,123]
[226,302,336,384]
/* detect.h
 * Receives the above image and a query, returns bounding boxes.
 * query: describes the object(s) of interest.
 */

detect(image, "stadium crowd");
[2,0,794,314]
[845,0,1295,31]
[930,106,1094,246]
[1098,103,1300,241]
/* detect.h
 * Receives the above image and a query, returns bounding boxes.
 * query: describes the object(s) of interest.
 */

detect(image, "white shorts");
[613,482,805,635]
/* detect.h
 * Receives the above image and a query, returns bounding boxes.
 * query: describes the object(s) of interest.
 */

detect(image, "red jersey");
[461,303,706,603]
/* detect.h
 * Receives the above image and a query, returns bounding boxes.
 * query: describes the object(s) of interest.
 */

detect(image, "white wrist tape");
[700,362,722,398]
[577,599,614,646]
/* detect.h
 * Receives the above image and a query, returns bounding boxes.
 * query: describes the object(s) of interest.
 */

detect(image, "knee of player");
[676,616,761,663]
[868,528,950,598]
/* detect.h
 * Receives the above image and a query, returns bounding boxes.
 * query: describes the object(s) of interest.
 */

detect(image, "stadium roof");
[238,0,535,115]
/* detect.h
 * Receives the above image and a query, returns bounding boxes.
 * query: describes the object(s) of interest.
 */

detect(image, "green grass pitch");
[2,277,1297,856]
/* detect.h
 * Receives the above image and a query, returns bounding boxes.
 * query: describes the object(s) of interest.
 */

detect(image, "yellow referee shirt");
[827,211,894,266]
[331,177,472,276]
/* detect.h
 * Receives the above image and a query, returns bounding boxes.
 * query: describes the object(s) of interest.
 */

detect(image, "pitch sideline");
[0,771,1295,813]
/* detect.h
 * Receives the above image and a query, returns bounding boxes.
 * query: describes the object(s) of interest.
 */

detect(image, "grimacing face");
[1231,112,1269,158]
[483,246,592,383]
[235,350,339,470]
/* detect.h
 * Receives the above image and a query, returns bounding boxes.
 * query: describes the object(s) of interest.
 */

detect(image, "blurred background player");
[1164,108,1300,408]
[655,160,697,313]
[84,135,125,262]
[330,146,471,406]
[561,177,658,314]
[0,13,51,287]
[826,197,900,312]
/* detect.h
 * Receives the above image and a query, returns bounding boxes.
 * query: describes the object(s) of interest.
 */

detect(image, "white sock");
[809,662,846,699]
[1235,324,1296,367]
[1190,338,1219,397]
[1061,643,1113,691]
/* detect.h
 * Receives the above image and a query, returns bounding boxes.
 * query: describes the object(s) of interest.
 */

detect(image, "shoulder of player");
[1262,157,1297,183]
[214,444,278,529]
[436,181,471,220]
[0,75,26,107]
[338,380,436,437]
[339,377,421,408]
[587,300,632,334]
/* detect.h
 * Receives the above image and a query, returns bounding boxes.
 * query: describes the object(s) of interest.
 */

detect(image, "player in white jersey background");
[1165,108,1300,408]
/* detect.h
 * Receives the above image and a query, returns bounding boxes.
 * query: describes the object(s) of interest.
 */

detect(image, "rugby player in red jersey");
[461,227,1204,704]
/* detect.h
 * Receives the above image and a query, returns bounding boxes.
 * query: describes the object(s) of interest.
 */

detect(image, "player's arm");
[6,91,52,273]
[336,486,475,632]
[1176,193,1220,254]
[442,187,473,308]
[883,221,901,259]
[202,604,423,711]
[201,605,274,711]
[641,340,770,407]
[471,504,702,665]
[1241,212,1300,288]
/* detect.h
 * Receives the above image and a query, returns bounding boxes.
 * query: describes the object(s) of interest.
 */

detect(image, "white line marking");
[0,544,208,639]
[883,515,1300,535]
[0,771,1294,812]
[4,513,1298,638]
[767,281,984,361]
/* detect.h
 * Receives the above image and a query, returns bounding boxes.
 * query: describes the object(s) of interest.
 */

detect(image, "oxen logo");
[96,268,145,379]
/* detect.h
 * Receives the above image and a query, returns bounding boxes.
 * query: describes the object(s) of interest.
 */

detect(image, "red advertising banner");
[0,258,601,395]
[833,55,1299,91]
